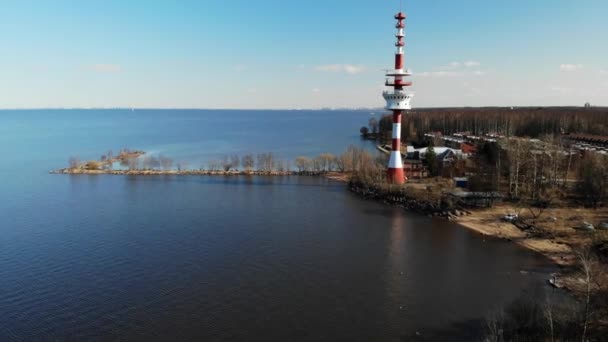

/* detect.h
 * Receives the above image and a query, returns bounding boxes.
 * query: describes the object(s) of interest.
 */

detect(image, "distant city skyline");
[1,0,607,109]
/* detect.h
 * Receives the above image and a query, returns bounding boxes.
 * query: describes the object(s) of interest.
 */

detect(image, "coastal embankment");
[348,180,469,218]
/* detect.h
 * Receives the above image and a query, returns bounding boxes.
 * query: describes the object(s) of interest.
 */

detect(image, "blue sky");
[1,0,607,109]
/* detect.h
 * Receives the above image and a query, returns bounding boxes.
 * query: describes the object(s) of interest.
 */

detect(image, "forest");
[372,106,608,143]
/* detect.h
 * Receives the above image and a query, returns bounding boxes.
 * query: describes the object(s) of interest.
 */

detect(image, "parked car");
[599,222,608,230]
[502,214,518,222]
[580,222,595,231]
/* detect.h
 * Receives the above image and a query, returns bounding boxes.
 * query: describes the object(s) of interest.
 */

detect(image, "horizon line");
[0,105,605,111]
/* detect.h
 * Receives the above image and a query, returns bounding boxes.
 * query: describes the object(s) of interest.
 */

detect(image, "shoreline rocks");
[348,181,468,218]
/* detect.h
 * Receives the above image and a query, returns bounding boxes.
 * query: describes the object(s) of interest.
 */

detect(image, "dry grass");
[457,205,608,265]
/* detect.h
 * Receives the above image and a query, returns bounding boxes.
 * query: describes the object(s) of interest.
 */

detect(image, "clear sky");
[1,0,607,109]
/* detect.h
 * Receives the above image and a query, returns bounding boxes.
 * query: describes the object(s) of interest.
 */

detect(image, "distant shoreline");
[49,168,351,181]
[3,105,607,111]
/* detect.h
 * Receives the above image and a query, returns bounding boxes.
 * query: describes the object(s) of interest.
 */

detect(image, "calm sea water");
[0,110,555,341]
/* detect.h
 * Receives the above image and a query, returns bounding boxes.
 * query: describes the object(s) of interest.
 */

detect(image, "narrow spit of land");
[49,168,348,178]
[53,149,352,178]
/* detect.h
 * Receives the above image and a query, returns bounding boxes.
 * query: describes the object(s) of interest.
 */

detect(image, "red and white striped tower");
[382,10,414,184]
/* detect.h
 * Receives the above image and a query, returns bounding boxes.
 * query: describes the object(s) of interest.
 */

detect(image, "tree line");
[365,107,608,144]
[67,147,385,175]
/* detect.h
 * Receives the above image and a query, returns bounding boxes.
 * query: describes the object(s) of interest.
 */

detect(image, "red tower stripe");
[392,139,400,151]
[393,111,402,123]
[395,54,404,70]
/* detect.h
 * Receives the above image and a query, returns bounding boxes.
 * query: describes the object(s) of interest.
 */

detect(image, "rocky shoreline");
[348,181,471,219]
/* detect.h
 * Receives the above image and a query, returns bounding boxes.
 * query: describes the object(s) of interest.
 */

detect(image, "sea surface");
[0,109,556,341]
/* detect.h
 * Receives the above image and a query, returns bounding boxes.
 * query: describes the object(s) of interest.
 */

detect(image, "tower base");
[387,167,407,185]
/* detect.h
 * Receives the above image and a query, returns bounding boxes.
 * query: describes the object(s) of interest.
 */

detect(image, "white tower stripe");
[392,123,401,139]
[388,151,404,168]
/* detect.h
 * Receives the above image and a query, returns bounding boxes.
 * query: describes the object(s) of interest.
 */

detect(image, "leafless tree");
[143,156,160,170]
[484,308,505,342]
[312,157,323,172]
[68,156,81,169]
[221,155,234,171]
[295,156,312,172]
[341,145,368,172]
[231,155,240,171]
[159,155,173,170]
[127,157,139,170]
[207,160,220,171]
[275,160,286,172]
[543,296,556,342]
[257,153,274,172]
[319,153,336,171]
[241,154,255,172]
[335,154,346,172]
[579,251,594,342]
[176,161,189,172]
[577,154,608,207]
[369,117,379,134]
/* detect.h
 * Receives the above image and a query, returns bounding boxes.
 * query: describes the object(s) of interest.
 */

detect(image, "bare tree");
[275,160,286,172]
[579,251,594,342]
[231,155,240,171]
[143,156,160,170]
[484,308,505,342]
[354,150,384,183]
[176,161,189,172]
[295,156,312,172]
[335,154,346,172]
[312,156,323,172]
[159,155,173,170]
[68,156,81,169]
[577,154,608,207]
[369,117,379,134]
[127,157,139,170]
[543,296,556,342]
[151,156,160,169]
[343,145,367,172]
[503,138,526,198]
[241,154,255,172]
[221,155,234,171]
[319,153,336,171]
[257,153,274,172]
[207,160,220,172]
